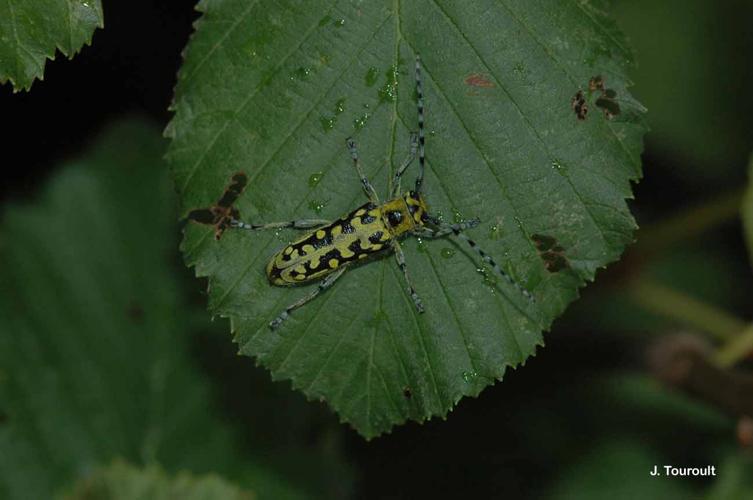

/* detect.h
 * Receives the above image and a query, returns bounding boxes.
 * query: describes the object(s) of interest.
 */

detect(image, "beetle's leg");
[345,137,380,204]
[230,218,331,231]
[417,219,534,303]
[391,239,424,313]
[390,132,419,198]
[269,265,348,330]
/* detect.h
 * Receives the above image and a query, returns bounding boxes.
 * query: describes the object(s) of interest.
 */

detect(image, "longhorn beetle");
[231,55,534,329]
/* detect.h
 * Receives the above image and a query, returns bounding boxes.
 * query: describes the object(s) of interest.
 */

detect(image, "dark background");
[2,0,752,498]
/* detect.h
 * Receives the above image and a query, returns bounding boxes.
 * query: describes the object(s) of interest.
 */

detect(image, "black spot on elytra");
[341,221,355,234]
[322,249,342,262]
[361,214,376,224]
[369,231,384,244]
[348,239,362,254]
[312,232,333,250]
[532,234,570,273]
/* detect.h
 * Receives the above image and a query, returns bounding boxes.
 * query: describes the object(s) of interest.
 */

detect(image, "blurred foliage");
[743,154,753,264]
[613,0,753,184]
[0,119,351,499]
[64,460,253,500]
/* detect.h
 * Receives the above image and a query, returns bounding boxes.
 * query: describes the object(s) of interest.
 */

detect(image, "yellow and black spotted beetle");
[231,55,534,329]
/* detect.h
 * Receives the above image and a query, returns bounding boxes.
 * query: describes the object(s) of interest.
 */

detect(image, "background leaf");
[0,0,103,91]
[0,119,344,499]
[166,0,647,437]
[64,460,253,500]
[743,154,753,266]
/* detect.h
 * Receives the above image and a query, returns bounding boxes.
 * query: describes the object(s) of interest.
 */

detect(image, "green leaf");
[613,0,753,179]
[167,0,647,437]
[0,120,311,500]
[64,460,253,500]
[545,440,694,500]
[743,154,753,266]
[0,0,103,91]
[706,453,753,500]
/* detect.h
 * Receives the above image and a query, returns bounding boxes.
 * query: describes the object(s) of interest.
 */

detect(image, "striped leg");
[413,218,480,239]
[414,55,426,193]
[390,132,419,198]
[391,239,424,313]
[419,220,534,302]
[270,265,348,330]
[230,218,330,231]
[345,137,380,204]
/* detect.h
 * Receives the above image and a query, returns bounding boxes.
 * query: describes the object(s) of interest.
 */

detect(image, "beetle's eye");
[387,211,402,227]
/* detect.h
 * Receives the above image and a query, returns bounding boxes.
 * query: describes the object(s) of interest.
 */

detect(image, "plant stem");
[628,280,744,341]
[714,323,753,368]
[633,188,745,258]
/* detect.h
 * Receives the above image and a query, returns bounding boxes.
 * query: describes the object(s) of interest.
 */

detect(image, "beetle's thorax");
[380,191,429,237]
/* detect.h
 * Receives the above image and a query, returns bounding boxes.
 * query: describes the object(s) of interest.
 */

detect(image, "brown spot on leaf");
[573,76,621,121]
[532,234,570,272]
[126,301,144,323]
[187,171,248,240]
[571,90,588,120]
[403,387,412,399]
[464,73,495,88]
[588,75,605,92]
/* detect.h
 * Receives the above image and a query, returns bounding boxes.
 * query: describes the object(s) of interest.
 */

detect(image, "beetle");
[231,55,533,329]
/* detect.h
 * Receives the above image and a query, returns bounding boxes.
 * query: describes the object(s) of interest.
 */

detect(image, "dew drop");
[489,223,501,240]
[378,65,399,102]
[334,98,346,114]
[551,158,566,174]
[441,248,455,259]
[308,199,328,214]
[476,266,498,294]
[291,66,311,80]
[319,115,336,131]
[308,172,324,188]
[452,208,463,224]
[334,18,345,27]
[353,112,370,130]
[462,370,479,383]
[416,237,428,254]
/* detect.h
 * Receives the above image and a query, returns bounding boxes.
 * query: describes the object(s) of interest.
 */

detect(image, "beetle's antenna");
[414,55,426,194]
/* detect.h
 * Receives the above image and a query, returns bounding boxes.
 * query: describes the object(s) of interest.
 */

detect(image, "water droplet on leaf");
[308,172,324,187]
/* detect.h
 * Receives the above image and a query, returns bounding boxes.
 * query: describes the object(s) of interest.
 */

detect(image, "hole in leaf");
[571,90,588,120]
[187,171,248,240]
[531,234,570,273]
